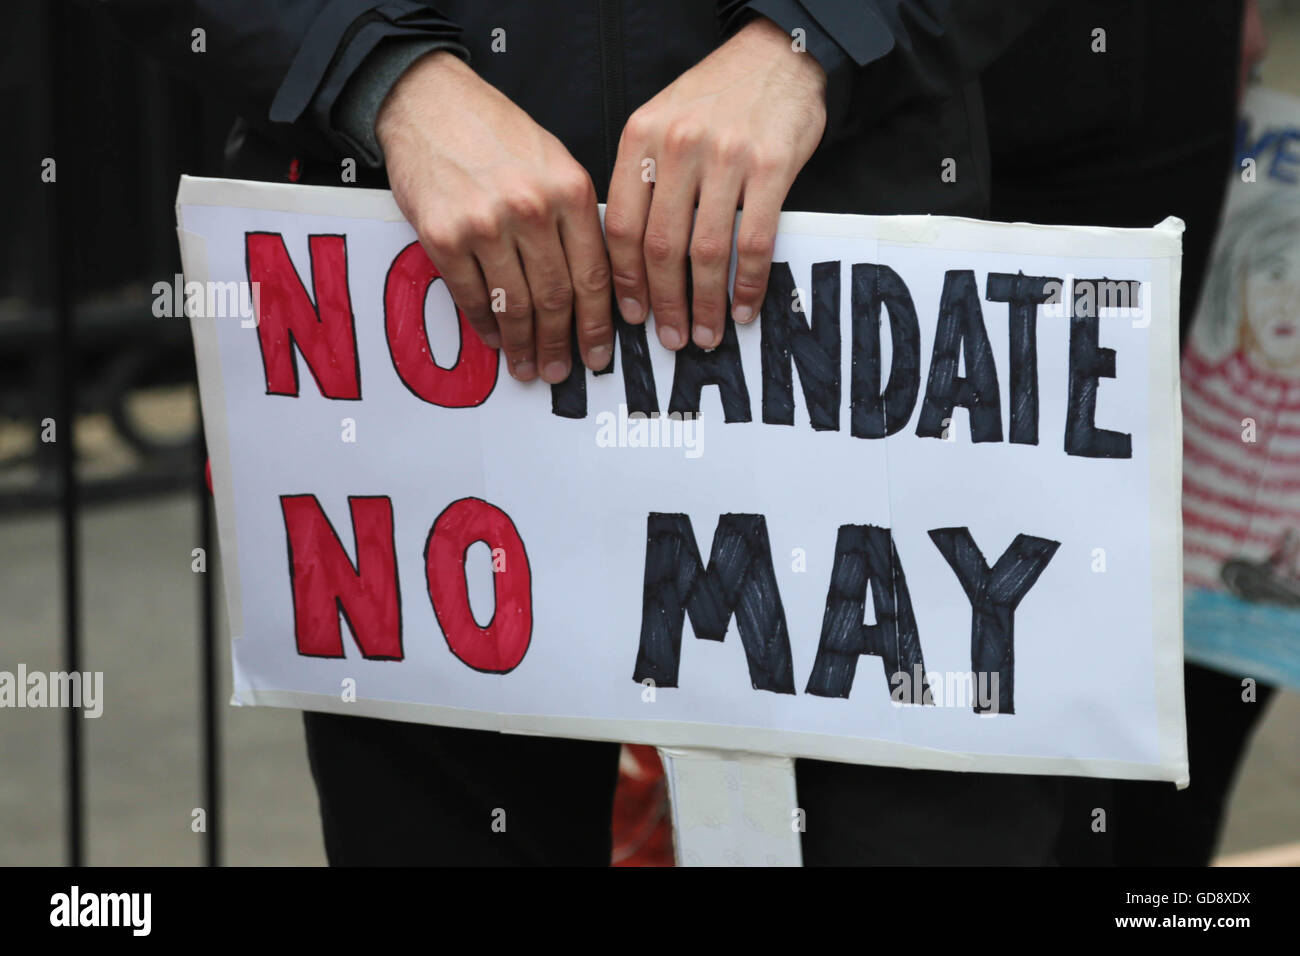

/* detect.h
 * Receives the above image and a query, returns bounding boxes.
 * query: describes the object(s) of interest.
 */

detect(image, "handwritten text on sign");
[179,179,1186,780]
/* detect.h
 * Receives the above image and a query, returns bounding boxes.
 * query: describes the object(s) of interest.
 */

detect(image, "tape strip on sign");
[176,176,1187,785]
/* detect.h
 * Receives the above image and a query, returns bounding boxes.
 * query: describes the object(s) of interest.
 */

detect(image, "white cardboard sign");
[177,176,1188,784]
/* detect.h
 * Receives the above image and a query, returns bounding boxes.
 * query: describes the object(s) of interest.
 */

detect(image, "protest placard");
[177,176,1187,783]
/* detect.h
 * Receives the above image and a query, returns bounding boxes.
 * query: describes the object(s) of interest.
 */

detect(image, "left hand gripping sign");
[177,176,1188,784]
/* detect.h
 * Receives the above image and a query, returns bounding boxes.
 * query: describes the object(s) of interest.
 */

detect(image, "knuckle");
[535,333,570,359]
[736,231,775,261]
[732,273,767,297]
[602,210,641,245]
[535,282,574,313]
[506,188,550,224]
[690,235,730,267]
[421,226,459,261]
[714,135,754,166]
[651,291,687,316]
[461,210,503,244]
[610,267,644,292]
[502,295,533,323]
[501,331,533,354]
[455,295,490,320]
[664,121,704,155]
[442,282,487,317]
[553,171,594,208]
[578,315,611,340]
[621,110,655,145]
[643,231,681,264]
[692,295,726,320]
[573,259,611,295]
[750,150,788,177]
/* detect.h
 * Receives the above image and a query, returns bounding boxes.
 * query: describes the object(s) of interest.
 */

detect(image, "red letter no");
[247,233,360,399]
[425,498,531,673]
[281,495,402,660]
[385,241,498,407]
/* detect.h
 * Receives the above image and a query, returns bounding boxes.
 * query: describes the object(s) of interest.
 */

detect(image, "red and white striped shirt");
[1182,342,1300,591]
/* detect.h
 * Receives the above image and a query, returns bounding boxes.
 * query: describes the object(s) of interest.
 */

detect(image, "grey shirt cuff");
[334,37,469,168]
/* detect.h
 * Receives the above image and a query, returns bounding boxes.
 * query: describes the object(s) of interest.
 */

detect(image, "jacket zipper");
[595,0,627,187]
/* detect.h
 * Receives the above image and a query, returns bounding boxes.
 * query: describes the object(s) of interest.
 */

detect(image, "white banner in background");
[177,176,1187,783]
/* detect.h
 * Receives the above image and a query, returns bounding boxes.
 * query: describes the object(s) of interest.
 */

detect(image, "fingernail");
[483,331,501,349]
[588,344,612,368]
[512,360,536,381]
[542,360,570,383]
[658,325,682,350]
[620,298,644,323]
[733,304,754,324]
[693,325,717,349]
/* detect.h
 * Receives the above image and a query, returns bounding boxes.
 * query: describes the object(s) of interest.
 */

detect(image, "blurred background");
[1,1,1297,866]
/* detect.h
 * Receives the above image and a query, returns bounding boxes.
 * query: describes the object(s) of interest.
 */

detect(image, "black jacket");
[99,0,1051,217]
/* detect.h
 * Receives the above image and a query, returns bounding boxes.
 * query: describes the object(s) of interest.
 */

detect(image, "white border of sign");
[177,175,1187,786]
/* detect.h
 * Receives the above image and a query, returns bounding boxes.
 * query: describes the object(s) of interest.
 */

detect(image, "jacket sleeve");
[720,0,1058,146]
[93,0,468,158]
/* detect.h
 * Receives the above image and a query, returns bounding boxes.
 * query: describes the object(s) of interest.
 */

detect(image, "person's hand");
[377,51,613,383]
[604,17,827,351]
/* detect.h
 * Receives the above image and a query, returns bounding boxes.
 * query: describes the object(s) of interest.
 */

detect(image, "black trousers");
[302,711,1065,866]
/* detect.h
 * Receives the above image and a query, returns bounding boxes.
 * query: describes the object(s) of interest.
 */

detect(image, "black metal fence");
[10,1,237,866]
